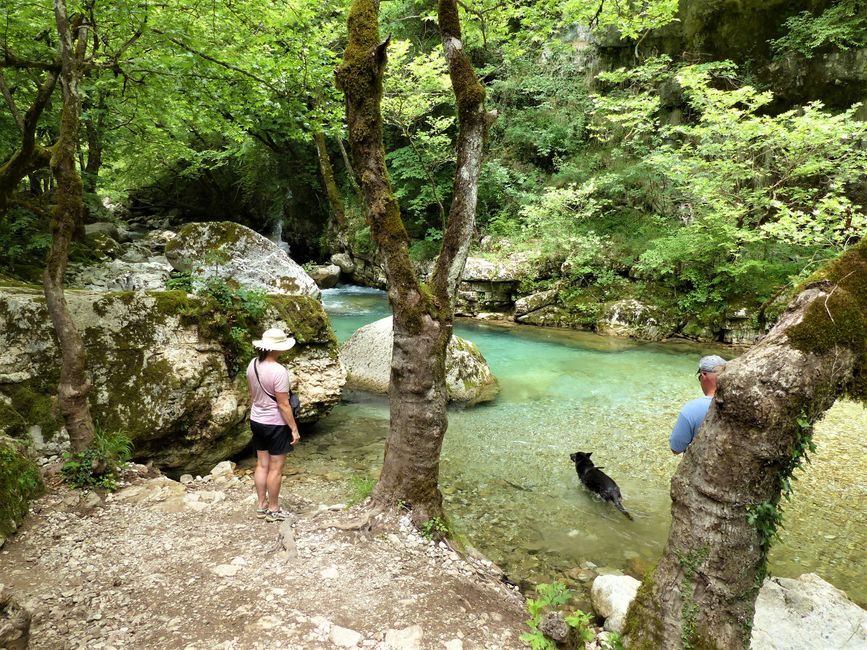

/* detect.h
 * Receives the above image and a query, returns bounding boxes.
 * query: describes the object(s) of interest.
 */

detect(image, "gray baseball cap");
[698,355,727,374]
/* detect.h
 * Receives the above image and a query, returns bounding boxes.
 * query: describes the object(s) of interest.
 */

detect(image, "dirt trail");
[0,464,529,649]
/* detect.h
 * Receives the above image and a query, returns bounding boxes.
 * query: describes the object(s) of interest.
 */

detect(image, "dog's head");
[570,451,592,465]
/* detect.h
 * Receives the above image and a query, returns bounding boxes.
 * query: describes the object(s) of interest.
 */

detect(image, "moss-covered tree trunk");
[625,241,866,649]
[336,0,492,524]
[0,71,58,211]
[43,0,95,453]
[313,131,350,252]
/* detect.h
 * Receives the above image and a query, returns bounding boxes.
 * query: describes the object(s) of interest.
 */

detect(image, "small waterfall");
[269,221,291,255]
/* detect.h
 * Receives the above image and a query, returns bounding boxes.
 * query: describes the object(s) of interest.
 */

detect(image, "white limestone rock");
[596,299,673,341]
[590,574,640,633]
[339,317,498,404]
[751,573,867,650]
[165,221,319,298]
[0,287,344,474]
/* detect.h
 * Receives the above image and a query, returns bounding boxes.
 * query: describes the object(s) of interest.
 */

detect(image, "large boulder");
[165,221,320,298]
[0,287,344,474]
[339,317,498,404]
[751,574,867,650]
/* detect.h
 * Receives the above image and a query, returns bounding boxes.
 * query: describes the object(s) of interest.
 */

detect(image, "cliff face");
[598,0,867,115]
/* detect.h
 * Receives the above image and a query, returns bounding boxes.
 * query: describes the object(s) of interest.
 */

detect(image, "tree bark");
[336,0,491,525]
[82,89,106,195]
[43,0,95,453]
[0,71,58,210]
[625,241,867,649]
[313,131,350,252]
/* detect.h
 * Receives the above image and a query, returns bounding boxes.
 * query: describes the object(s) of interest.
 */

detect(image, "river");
[293,286,866,605]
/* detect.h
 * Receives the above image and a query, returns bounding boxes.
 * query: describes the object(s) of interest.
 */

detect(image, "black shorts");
[250,420,293,456]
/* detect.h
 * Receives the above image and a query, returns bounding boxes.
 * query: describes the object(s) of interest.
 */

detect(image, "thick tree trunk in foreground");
[625,241,866,649]
[43,0,95,453]
[336,0,491,524]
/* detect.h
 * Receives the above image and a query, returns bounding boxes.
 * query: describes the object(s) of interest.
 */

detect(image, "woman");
[246,327,300,522]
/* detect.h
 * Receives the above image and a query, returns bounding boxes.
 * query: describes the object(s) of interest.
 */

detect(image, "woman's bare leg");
[254,450,270,509]
[266,453,286,511]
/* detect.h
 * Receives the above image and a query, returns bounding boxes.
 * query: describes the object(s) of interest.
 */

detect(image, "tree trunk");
[313,131,350,252]
[625,241,867,649]
[336,0,491,525]
[82,90,106,195]
[43,0,95,453]
[0,72,58,210]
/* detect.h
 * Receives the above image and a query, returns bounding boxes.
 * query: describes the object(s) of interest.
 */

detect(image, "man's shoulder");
[681,395,712,415]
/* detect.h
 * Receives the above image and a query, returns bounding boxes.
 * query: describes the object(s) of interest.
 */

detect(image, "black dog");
[570,451,633,520]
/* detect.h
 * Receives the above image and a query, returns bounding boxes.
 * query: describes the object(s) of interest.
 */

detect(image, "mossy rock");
[0,436,42,539]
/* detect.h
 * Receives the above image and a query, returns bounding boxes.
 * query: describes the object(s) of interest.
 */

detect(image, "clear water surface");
[297,286,866,604]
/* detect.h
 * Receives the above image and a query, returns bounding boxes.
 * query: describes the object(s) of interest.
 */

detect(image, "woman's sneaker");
[256,507,268,519]
[265,509,292,523]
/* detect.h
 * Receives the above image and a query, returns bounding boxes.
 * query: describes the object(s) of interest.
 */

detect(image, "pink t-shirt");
[247,358,292,425]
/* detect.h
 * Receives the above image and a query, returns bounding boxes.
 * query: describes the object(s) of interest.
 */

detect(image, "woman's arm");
[275,391,300,445]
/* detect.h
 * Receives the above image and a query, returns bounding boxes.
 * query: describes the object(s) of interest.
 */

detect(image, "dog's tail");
[614,499,633,521]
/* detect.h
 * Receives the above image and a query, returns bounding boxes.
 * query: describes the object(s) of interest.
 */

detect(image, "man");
[670,355,727,454]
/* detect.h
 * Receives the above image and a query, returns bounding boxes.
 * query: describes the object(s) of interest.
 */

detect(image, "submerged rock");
[0,287,344,474]
[165,221,320,298]
[339,316,498,404]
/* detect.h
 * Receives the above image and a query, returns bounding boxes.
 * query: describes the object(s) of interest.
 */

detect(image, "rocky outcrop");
[0,287,344,474]
[0,436,42,545]
[595,299,674,341]
[456,256,530,317]
[339,317,499,404]
[165,221,320,298]
[514,289,558,318]
[308,264,341,289]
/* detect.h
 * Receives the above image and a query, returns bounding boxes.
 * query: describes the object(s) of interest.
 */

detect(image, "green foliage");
[0,440,43,537]
[521,582,598,650]
[0,208,52,280]
[187,277,269,375]
[62,427,133,492]
[772,0,867,58]
[346,475,376,506]
[420,515,448,541]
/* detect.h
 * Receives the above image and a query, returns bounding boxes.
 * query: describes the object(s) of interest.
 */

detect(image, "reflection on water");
[307,286,867,604]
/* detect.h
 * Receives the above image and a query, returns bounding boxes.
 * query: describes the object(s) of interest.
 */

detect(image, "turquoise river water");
[292,286,866,605]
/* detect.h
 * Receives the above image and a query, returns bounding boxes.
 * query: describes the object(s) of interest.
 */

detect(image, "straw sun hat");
[253,328,296,351]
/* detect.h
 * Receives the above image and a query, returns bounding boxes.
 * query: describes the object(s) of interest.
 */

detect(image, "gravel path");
[0,463,529,649]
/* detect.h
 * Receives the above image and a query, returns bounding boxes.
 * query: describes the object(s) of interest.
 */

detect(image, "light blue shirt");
[669,396,713,453]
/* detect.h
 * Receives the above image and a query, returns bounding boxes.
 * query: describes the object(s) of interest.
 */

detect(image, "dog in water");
[570,451,633,520]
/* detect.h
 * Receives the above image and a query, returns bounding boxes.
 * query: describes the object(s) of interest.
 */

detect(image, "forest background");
[2,0,866,338]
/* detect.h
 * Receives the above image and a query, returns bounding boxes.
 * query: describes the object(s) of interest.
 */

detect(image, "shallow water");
[299,287,866,604]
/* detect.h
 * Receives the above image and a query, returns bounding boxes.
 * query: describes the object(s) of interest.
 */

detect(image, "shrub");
[62,427,133,492]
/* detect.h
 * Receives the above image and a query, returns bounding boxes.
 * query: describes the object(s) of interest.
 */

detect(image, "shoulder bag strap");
[253,359,277,402]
